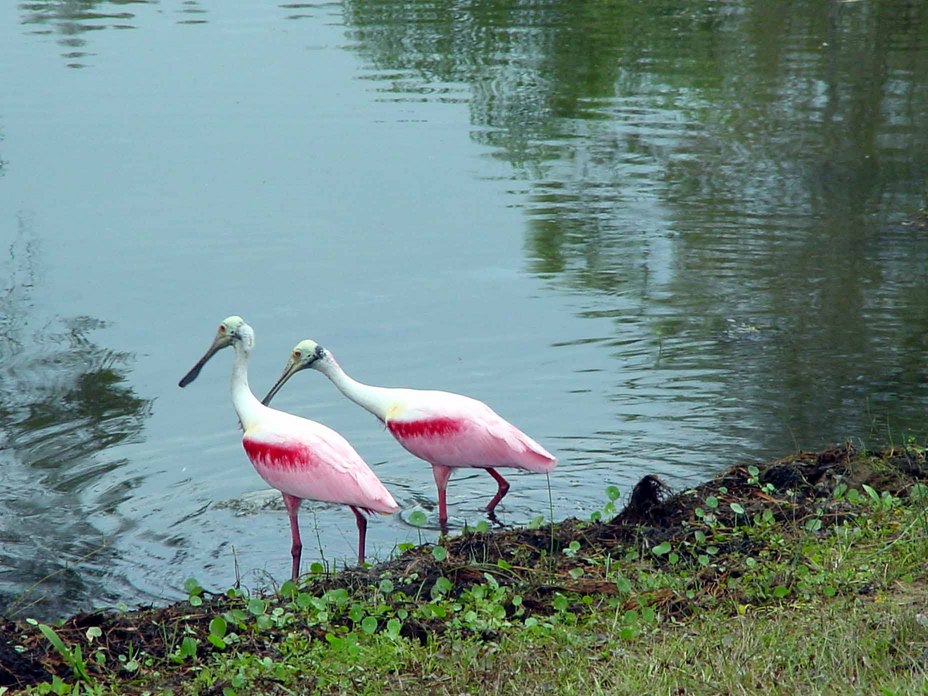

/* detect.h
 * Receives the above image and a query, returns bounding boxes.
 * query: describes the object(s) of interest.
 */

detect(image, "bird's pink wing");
[243,411,398,514]
[477,413,557,471]
[389,391,556,472]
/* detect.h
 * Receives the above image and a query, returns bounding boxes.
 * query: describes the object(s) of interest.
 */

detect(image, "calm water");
[2,0,927,619]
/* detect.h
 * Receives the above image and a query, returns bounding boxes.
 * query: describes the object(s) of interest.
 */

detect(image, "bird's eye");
[219,325,226,334]
[293,350,301,359]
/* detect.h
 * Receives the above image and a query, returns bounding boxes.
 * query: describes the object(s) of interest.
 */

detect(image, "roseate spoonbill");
[178,317,398,580]
[261,340,556,529]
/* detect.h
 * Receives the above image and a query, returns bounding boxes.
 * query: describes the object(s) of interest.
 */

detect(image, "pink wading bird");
[178,317,398,580]
[261,340,556,530]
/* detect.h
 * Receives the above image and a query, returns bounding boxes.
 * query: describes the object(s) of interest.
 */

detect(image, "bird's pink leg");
[484,468,511,514]
[282,494,303,581]
[351,506,367,565]
[432,464,453,531]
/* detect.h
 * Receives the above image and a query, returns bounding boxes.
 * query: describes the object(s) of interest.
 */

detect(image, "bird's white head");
[178,315,255,387]
[226,317,255,352]
[261,339,328,405]
[291,339,325,366]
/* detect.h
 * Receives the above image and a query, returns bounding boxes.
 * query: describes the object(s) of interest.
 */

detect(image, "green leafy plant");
[209,616,228,649]
[651,541,672,557]
[409,509,428,544]
[527,515,546,529]
[185,577,205,607]
[590,484,622,522]
[34,622,91,683]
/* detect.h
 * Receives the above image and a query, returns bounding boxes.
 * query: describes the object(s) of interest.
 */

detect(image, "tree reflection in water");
[0,222,152,618]
[343,0,928,458]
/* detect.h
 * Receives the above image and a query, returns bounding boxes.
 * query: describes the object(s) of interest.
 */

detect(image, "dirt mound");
[2,444,926,691]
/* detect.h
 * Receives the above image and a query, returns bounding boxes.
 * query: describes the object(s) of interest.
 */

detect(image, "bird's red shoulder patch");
[243,439,312,470]
[387,418,465,439]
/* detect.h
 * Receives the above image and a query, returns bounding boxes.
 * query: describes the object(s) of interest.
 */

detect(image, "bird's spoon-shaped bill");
[179,331,233,387]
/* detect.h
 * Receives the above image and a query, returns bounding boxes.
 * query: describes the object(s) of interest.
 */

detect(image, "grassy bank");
[3,444,928,694]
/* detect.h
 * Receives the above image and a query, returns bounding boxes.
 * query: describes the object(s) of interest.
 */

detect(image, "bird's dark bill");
[261,363,299,405]
[178,343,222,387]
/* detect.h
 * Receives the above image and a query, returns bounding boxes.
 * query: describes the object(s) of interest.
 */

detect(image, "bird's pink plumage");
[386,416,556,473]
[242,435,397,514]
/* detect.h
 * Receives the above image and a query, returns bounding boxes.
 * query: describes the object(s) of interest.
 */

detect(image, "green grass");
[359,596,928,695]
[21,590,928,695]
[10,449,928,695]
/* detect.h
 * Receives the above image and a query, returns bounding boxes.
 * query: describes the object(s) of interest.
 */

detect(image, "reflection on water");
[176,0,208,26]
[345,0,928,472]
[19,0,156,68]
[0,224,152,618]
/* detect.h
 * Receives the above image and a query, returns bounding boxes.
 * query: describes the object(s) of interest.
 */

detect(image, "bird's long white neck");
[230,342,263,430]
[316,354,395,421]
